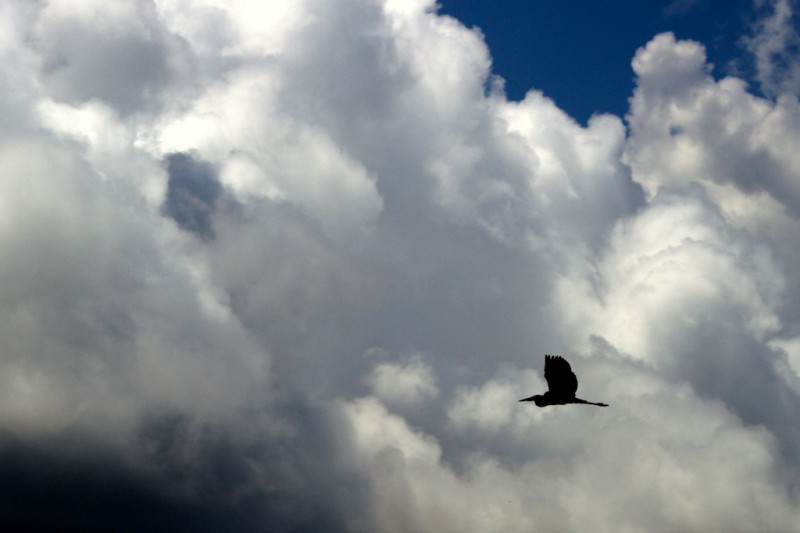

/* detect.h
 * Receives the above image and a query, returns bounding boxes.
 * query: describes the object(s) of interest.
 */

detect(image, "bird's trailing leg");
[574,398,609,407]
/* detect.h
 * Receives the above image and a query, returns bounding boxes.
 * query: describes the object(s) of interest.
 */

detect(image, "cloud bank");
[1,0,800,531]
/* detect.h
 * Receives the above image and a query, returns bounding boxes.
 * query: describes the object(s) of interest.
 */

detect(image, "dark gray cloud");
[1,0,800,531]
[162,152,222,240]
[0,423,346,533]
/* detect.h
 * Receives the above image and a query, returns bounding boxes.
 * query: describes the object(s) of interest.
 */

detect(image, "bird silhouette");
[519,355,608,407]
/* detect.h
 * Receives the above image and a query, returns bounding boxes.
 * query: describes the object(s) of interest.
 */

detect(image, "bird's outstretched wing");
[544,355,578,396]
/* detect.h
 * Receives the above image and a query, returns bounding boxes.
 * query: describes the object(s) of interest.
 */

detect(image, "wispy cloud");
[663,0,702,16]
[743,0,800,96]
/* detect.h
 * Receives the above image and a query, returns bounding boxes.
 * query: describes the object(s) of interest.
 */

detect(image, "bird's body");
[520,355,608,407]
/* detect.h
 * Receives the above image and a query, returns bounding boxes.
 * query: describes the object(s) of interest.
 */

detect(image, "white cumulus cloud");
[0,0,799,531]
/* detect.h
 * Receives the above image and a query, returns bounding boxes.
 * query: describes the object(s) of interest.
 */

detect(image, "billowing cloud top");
[2,0,800,531]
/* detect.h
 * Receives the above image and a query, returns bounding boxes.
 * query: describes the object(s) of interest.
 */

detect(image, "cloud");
[1,0,800,531]
[364,350,439,408]
[743,0,800,97]
[663,0,703,16]
[626,32,800,218]
[162,152,223,240]
[30,0,194,114]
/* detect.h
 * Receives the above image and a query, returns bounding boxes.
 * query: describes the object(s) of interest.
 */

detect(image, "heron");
[520,355,608,407]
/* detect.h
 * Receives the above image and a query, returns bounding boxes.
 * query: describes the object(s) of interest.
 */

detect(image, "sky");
[1,0,800,531]
[438,0,758,121]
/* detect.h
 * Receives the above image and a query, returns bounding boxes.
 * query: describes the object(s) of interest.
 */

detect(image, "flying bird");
[520,355,608,407]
